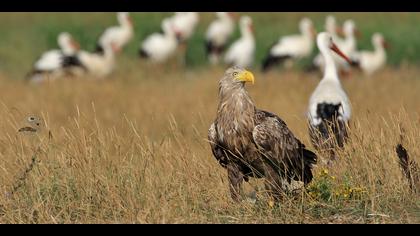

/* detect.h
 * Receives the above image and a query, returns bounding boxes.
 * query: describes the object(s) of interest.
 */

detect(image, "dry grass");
[0,66,419,223]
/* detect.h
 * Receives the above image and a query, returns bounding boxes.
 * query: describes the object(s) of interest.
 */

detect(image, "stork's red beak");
[249,23,254,34]
[111,42,120,53]
[382,40,390,49]
[311,26,317,38]
[330,42,352,64]
[175,31,183,41]
[336,27,344,37]
[71,39,80,51]
[354,28,361,38]
[228,12,239,20]
[127,16,133,26]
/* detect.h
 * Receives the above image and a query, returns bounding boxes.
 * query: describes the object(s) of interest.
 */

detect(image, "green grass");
[0,12,420,79]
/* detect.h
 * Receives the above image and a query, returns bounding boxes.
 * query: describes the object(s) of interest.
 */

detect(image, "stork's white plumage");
[224,16,255,68]
[98,12,134,53]
[28,32,81,83]
[171,12,199,43]
[75,40,117,78]
[308,32,352,156]
[351,33,388,76]
[33,51,63,73]
[139,18,178,63]
[58,32,80,55]
[262,17,316,72]
[33,32,79,72]
[205,12,235,64]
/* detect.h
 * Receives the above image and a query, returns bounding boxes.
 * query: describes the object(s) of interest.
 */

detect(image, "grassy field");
[0,13,419,223]
[0,66,418,223]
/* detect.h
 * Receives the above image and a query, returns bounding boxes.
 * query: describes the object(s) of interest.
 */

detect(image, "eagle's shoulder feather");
[253,109,300,152]
[253,109,317,184]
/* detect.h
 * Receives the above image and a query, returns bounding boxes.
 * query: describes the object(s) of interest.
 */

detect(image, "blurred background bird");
[98,12,134,54]
[224,16,255,69]
[205,12,236,65]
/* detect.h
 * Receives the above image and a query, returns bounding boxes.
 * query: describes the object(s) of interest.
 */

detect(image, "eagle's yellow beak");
[237,70,255,84]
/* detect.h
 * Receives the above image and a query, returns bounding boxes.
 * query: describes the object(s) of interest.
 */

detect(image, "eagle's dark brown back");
[253,109,317,185]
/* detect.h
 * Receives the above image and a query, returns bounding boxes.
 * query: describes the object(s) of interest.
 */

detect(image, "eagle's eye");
[232,72,239,77]
[28,117,35,121]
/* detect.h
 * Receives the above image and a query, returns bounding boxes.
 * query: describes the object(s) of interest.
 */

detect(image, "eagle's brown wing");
[252,110,317,185]
[208,122,229,168]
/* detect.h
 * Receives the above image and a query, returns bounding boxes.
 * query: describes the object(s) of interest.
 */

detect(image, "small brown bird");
[396,144,419,193]
[208,67,317,202]
[18,116,43,133]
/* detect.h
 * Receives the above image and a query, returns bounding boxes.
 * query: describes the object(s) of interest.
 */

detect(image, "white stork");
[68,38,118,79]
[76,47,116,78]
[138,17,178,63]
[171,12,199,43]
[27,32,81,83]
[351,33,388,76]
[224,16,255,68]
[98,12,134,54]
[308,32,353,160]
[205,12,236,64]
[262,17,316,72]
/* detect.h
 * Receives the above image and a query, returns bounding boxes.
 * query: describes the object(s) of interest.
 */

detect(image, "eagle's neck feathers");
[217,83,256,144]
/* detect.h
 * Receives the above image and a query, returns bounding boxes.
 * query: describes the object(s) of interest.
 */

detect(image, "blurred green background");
[0,12,419,79]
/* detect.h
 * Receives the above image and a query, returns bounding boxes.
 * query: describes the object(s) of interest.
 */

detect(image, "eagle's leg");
[227,163,244,202]
[263,164,286,202]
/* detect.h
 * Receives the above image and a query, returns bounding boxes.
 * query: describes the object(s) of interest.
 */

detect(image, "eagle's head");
[218,67,256,103]
[221,66,255,87]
